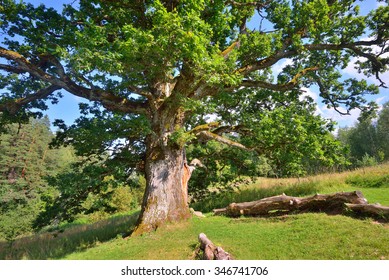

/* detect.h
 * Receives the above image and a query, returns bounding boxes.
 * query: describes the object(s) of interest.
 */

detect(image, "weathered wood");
[213,191,368,217]
[198,233,234,260]
[345,203,389,220]
[190,208,206,218]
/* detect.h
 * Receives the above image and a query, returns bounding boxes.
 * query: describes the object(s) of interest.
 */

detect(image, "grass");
[0,211,138,260]
[1,163,388,260]
[63,214,389,260]
[192,162,389,212]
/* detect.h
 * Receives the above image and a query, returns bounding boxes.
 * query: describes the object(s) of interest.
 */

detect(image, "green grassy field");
[63,214,389,260]
[1,163,389,260]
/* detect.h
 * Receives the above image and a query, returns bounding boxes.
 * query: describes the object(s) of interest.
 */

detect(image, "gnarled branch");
[237,39,389,77]
[0,47,148,114]
[240,66,319,91]
[226,0,270,8]
[0,85,61,114]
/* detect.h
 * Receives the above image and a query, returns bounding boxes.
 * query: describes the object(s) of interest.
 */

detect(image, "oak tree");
[0,0,388,235]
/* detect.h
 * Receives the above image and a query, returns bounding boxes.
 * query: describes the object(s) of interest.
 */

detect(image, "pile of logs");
[213,191,389,221]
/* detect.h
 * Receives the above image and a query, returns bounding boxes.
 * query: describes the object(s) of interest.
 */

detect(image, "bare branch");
[220,41,240,59]
[211,125,247,135]
[128,85,154,99]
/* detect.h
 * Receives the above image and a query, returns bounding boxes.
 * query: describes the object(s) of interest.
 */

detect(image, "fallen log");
[198,233,234,260]
[213,191,368,217]
[345,203,389,220]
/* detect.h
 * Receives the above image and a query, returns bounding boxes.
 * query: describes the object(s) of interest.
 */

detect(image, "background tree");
[338,101,389,166]
[0,116,75,240]
[0,0,388,235]
[376,102,389,160]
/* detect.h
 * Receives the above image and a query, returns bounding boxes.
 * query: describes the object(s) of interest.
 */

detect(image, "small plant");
[357,153,378,168]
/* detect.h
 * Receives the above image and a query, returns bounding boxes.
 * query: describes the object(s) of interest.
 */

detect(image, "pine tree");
[0,116,76,240]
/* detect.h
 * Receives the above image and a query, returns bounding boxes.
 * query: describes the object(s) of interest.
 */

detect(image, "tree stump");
[198,233,234,260]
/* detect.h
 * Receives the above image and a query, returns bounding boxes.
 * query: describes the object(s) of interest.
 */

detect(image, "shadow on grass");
[191,182,320,213]
[0,211,139,260]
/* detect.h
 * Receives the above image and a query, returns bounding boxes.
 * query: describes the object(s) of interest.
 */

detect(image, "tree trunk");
[131,144,191,236]
[213,191,368,217]
[345,203,389,220]
[131,101,191,236]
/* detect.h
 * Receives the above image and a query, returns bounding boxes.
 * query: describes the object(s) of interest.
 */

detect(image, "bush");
[346,174,389,189]
[357,154,378,168]
[0,204,39,242]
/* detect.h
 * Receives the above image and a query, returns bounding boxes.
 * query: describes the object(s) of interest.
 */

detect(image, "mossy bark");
[131,100,191,236]
[132,146,191,236]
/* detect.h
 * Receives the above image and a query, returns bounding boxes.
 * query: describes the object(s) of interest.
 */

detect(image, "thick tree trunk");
[213,191,368,217]
[132,145,191,236]
[131,99,192,236]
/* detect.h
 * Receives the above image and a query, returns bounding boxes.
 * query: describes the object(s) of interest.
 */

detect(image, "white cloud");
[272,58,293,79]
[299,87,361,127]
[73,96,85,102]
[300,87,318,101]
[299,87,323,116]
[320,105,360,127]
[376,96,387,111]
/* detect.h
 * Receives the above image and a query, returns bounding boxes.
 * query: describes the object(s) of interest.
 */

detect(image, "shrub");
[346,174,389,189]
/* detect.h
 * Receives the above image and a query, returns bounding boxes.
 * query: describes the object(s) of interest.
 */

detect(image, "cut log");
[213,191,368,217]
[345,203,389,220]
[198,233,234,260]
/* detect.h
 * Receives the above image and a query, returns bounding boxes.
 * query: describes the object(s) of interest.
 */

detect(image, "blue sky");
[20,0,389,130]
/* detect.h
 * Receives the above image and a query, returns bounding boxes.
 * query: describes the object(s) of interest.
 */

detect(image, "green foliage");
[346,174,389,189]
[0,116,76,240]
[35,165,146,228]
[0,211,139,259]
[0,204,38,241]
[1,0,387,233]
[338,101,389,166]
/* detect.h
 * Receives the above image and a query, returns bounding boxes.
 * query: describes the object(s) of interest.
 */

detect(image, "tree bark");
[198,233,234,260]
[131,144,191,236]
[213,191,368,217]
[131,100,192,236]
[345,203,389,220]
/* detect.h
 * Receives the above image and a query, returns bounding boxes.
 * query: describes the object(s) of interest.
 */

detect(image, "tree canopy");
[0,0,388,235]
